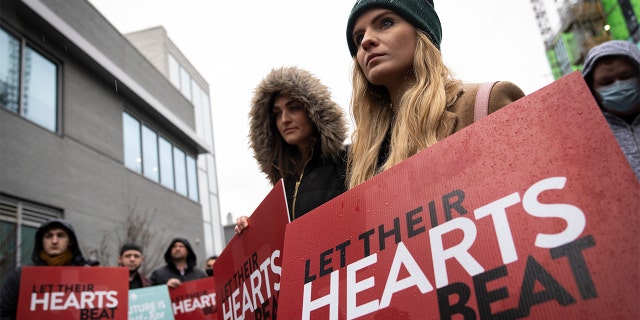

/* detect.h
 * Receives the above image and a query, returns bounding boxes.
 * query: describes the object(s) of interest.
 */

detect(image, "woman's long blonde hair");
[347,32,463,189]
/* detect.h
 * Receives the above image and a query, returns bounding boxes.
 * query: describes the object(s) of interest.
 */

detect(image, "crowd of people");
[0,219,213,319]
[2,0,639,318]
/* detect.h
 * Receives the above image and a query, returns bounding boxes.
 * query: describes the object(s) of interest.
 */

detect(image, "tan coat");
[437,81,525,140]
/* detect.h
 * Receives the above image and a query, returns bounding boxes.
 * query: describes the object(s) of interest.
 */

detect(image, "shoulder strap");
[474,81,498,122]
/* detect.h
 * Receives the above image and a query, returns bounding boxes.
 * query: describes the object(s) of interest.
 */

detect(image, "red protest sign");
[278,72,640,319]
[168,277,217,320]
[214,180,289,320]
[17,266,128,320]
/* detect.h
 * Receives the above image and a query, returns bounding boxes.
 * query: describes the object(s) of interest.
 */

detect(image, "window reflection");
[122,114,198,201]
[142,125,159,182]
[1,28,58,132]
[186,155,198,201]
[23,47,58,132]
[174,147,187,196]
[159,136,174,190]
[0,28,20,113]
[123,113,142,173]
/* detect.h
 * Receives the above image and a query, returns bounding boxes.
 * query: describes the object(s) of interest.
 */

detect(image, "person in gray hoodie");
[0,219,93,320]
[235,66,349,232]
[582,40,640,180]
[149,237,206,288]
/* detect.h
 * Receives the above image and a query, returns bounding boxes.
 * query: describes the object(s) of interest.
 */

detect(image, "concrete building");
[0,0,223,281]
[124,26,225,258]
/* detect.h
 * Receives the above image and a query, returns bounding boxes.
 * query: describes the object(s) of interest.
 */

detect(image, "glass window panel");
[207,156,219,194]
[122,113,142,173]
[186,155,199,201]
[201,92,213,146]
[168,54,180,89]
[23,46,57,132]
[179,66,191,101]
[159,137,174,189]
[192,81,203,135]
[142,125,159,182]
[174,147,187,196]
[0,28,20,113]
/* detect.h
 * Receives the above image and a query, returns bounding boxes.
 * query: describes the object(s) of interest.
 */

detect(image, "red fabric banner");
[278,72,640,319]
[17,266,128,320]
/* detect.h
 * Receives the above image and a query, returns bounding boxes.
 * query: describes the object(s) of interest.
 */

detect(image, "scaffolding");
[531,0,610,78]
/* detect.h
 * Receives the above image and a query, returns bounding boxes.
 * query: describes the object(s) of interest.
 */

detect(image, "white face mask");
[597,78,640,113]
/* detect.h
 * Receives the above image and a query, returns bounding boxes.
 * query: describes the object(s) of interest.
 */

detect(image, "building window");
[0,28,20,113]
[122,112,198,200]
[142,126,159,182]
[159,136,174,189]
[0,27,58,132]
[168,53,180,88]
[0,194,62,285]
[186,156,199,202]
[179,66,191,101]
[167,53,194,102]
[174,147,187,196]
[122,113,142,173]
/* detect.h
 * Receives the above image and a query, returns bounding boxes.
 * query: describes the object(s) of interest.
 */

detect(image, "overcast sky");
[88,0,559,225]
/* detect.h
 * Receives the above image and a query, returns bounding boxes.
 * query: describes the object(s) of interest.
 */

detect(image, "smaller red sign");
[214,180,289,320]
[168,277,217,320]
[17,266,128,320]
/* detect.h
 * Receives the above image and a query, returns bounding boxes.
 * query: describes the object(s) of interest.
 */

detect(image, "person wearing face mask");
[582,40,640,180]
[204,255,217,277]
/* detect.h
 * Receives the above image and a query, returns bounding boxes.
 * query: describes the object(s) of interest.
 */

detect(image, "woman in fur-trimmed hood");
[248,66,349,221]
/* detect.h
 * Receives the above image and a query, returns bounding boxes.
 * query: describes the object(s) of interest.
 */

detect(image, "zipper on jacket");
[291,150,314,220]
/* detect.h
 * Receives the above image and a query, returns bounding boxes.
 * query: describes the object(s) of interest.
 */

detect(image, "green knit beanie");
[346,0,442,56]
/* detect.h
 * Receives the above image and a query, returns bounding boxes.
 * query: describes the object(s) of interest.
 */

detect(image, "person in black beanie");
[344,0,525,188]
[118,243,151,289]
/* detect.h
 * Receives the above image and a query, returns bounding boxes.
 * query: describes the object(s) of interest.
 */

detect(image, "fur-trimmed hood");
[249,66,348,181]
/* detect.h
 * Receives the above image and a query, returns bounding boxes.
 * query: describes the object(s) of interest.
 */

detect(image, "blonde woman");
[345,0,525,188]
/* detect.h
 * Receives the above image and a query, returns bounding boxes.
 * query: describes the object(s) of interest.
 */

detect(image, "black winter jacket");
[284,148,348,220]
[149,237,206,286]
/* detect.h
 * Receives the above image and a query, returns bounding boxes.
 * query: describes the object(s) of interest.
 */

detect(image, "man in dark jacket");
[149,237,206,287]
[118,243,151,289]
[0,219,93,320]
